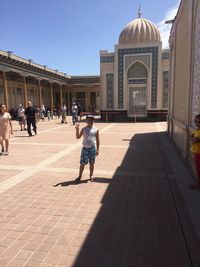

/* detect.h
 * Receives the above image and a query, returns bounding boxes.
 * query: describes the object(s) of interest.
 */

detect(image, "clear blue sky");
[0,0,179,75]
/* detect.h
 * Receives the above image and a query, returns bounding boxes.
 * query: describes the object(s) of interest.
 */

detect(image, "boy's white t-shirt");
[82,126,97,148]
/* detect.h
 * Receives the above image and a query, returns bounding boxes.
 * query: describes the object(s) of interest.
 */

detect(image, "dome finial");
[138,2,142,18]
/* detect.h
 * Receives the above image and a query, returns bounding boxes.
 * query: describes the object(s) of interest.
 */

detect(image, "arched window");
[127,62,148,78]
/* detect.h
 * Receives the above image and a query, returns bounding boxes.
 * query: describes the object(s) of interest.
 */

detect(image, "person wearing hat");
[75,115,100,182]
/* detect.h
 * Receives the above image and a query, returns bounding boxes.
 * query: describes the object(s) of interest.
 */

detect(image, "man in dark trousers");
[25,101,37,136]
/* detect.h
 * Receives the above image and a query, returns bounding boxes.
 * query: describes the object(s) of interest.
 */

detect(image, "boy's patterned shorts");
[80,147,96,165]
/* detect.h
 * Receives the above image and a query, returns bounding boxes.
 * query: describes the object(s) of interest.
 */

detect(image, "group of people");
[17,103,48,130]
[1,101,200,191]
[0,101,83,154]
[0,101,37,155]
[16,101,83,130]
[0,101,100,183]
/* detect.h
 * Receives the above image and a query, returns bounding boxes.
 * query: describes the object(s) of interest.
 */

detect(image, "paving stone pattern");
[0,118,200,267]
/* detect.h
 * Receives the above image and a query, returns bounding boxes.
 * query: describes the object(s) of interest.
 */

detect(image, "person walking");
[18,104,26,131]
[25,101,37,136]
[0,104,13,155]
[75,115,100,182]
[190,114,200,189]
[71,102,78,125]
[77,102,82,121]
[40,104,46,121]
[61,104,67,124]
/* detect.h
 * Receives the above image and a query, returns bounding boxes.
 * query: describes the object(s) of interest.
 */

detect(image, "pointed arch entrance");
[127,61,148,117]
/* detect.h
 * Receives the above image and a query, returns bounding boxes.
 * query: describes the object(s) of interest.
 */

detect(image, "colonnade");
[0,70,100,112]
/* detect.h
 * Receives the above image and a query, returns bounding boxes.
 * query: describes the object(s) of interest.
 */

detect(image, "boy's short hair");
[86,115,94,120]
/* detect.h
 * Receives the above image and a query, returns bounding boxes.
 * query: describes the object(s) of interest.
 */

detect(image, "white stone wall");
[173,0,191,123]
[167,0,193,160]
[168,0,200,161]
[192,3,200,122]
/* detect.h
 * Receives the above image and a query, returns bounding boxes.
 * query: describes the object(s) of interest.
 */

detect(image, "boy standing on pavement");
[75,115,100,182]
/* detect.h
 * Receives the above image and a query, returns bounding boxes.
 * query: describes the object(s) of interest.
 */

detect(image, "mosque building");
[100,8,170,121]
[0,8,169,121]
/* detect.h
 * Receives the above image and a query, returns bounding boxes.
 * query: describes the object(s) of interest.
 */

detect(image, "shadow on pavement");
[53,179,89,187]
[92,177,112,184]
[53,177,111,187]
[69,132,200,267]
[13,135,31,138]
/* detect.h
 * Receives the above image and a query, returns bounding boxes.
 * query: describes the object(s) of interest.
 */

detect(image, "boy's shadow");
[53,179,89,187]
[53,177,111,187]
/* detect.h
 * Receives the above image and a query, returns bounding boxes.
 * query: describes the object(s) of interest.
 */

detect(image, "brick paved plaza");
[0,117,200,267]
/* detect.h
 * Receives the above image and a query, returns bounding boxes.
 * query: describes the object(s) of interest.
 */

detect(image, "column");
[59,84,63,107]
[2,72,9,109]
[67,86,70,114]
[23,76,28,108]
[50,82,54,110]
[38,80,42,107]
[86,86,90,112]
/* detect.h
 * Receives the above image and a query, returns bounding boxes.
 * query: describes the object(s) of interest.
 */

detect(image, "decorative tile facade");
[118,47,158,109]
[106,73,114,109]
[192,4,200,121]
[128,79,146,84]
[125,55,150,70]
[162,71,169,108]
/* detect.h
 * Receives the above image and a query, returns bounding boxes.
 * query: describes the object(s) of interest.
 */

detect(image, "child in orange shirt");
[190,114,200,189]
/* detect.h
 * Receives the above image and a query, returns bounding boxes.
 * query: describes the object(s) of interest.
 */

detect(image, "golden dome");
[119,17,161,44]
